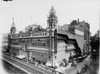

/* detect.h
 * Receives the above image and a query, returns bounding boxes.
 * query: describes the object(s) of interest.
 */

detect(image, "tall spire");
[12,17,16,27]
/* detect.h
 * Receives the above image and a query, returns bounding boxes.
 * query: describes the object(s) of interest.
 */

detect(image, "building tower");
[47,6,58,30]
[47,6,58,57]
[10,18,16,34]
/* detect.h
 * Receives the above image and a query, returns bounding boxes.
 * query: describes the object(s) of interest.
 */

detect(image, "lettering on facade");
[32,39,47,47]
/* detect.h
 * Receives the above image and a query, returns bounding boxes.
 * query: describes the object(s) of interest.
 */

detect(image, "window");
[40,33,42,35]
[55,56,56,59]
[65,46,67,51]
[49,56,51,59]
[42,62,45,65]
[45,33,47,35]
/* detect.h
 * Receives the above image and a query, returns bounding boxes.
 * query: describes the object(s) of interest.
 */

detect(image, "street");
[64,55,91,74]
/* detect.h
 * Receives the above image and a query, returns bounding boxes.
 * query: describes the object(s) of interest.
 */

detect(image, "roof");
[57,30,76,39]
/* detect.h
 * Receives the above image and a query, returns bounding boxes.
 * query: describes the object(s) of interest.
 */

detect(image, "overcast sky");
[0,0,100,36]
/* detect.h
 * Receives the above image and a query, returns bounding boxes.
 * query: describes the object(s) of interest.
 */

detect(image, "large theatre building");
[8,6,90,67]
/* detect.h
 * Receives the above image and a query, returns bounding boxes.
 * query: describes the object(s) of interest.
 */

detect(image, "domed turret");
[10,18,16,34]
[47,6,58,30]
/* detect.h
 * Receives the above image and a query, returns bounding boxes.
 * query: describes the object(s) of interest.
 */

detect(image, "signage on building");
[32,43,46,46]
[54,29,57,53]
[32,39,47,47]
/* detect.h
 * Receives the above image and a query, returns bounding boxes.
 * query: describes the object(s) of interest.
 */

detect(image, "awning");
[16,55,26,59]
[46,61,52,66]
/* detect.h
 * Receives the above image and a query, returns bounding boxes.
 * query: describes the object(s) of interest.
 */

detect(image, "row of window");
[32,43,46,46]
[32,52,51,59]
[11,32,49,38]
[11,39,48,47]
[32,32,48,36]
[11,39,47,43]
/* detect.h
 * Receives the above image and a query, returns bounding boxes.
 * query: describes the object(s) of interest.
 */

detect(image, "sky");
[0,0,100,36]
